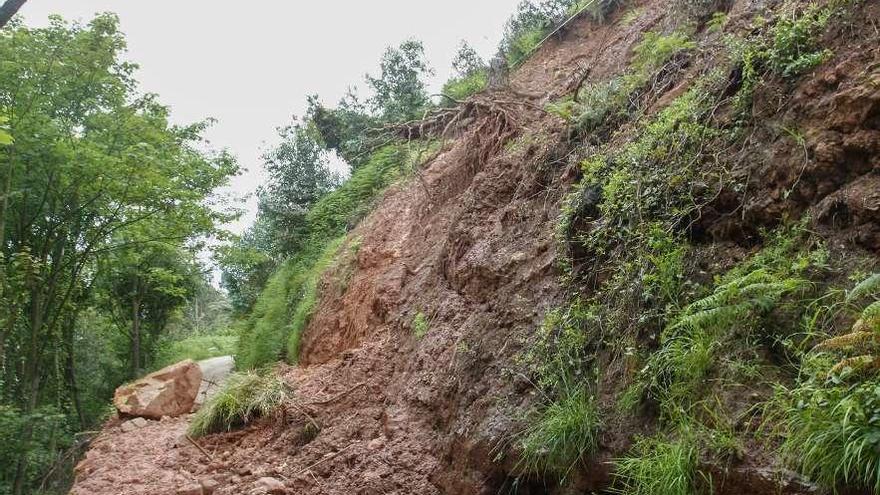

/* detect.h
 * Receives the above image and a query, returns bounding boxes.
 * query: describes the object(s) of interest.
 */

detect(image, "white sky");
[20,0,520,234]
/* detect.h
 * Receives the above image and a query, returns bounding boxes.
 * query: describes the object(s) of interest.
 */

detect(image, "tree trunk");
[63,319,86,428]
[0,0,27,29]
[13,285,45,495]
[131,292,142,377]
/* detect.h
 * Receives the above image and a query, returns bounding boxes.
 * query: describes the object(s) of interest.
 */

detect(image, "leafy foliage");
[0,15,237,493]
[766,4,834,78]
[366,39,434,123]
[648,267,809,411]
[772,274,880,492]
[412,312,430,339]
[188,372,287,437]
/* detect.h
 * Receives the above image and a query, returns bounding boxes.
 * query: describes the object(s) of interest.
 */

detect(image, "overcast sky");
[19,0,520,234]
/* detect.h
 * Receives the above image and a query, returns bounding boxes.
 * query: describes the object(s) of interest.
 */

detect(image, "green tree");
[366,39,434,123]
[217,216,277,313]
[306,92,377,170]
[451,40,486,78]
[258,121,340,257]
[0,15,237,493]
[98,242,199,376]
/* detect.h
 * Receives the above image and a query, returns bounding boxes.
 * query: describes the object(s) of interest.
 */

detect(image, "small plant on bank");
[519,387,602,478]
[412,311,430,339]
[766,3,834,78]
[772,273,880,492]
[611,433,701,495]
[188,371,287,437]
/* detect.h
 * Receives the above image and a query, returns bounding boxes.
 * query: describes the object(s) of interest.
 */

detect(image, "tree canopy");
[0,14,238,494]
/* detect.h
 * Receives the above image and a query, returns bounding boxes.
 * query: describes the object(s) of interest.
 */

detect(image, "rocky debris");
[254,477,286,494]
[114,359,203,419]
[176,485,202,495]
[120,417,149,433]
[200,477,220,494]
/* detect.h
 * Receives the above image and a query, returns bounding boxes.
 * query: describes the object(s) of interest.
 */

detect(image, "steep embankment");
[73,0,880,493]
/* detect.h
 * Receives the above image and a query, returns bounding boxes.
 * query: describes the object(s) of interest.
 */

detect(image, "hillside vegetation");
[5,0,879,493]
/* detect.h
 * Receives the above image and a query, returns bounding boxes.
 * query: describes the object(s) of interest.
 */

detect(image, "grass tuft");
[611,434,700,495]
[188,371,287,437]
[519,388,601,478]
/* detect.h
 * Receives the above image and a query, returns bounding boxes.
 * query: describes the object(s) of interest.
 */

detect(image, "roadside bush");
[188,372,287,437]
[441,69,488,102]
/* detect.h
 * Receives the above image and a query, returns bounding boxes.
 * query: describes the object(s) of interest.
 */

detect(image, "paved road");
[196,355,235,405]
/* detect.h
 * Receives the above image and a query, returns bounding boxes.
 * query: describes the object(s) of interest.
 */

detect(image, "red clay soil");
[70,0,880,493]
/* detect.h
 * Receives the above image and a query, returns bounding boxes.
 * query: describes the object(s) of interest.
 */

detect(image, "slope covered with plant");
[68,0,880,493]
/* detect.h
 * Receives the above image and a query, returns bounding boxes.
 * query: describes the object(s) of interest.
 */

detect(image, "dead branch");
[307,382,366,406]
[291,443,358,478]
[185,434,214,461]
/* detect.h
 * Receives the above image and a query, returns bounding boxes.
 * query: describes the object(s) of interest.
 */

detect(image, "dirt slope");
[71,0,880,493]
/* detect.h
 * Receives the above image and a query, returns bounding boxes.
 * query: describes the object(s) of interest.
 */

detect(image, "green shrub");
[519,388,602,477]
[188,371,287,437]
[566,79,717,256]
[507,25,547,67]
[767,4,833,78]
[612,434,700,495]
[442,69,488,102]
[411,311,430,339]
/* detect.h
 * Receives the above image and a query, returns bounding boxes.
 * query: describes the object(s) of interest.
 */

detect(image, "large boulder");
[114,359,202,419]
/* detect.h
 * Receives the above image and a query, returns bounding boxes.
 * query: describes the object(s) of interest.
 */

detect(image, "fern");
[846,273,880,303]
[649,268,808,408]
